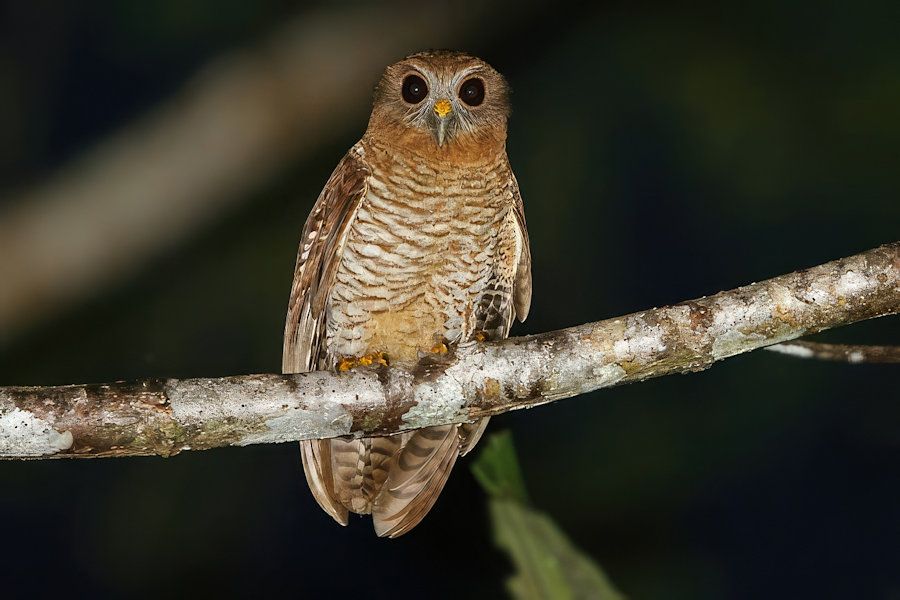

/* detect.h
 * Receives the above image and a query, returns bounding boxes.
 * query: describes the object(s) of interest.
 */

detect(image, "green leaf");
[472,431,626,600]
[470,430,530,504]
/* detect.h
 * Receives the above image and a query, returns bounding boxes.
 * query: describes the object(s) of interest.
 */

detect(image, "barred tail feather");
[300,440,348,526]
[371,424,462,538]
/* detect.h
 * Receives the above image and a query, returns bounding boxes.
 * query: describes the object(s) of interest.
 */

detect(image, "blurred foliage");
[474,432,626,600]
[472,430,530,504]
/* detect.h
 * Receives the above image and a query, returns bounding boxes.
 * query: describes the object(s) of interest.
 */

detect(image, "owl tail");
[300,439,348,526]
[300,419,489,537]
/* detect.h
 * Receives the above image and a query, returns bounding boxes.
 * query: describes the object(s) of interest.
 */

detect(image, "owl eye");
[458,78,485,107]
[402,74,428,104]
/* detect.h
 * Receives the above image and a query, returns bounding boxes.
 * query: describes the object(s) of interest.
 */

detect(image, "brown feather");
[508,163,533,322]
[282,148,369,374]
[299,440,348,525]
[372,425,461,538]
[459,419,490,457]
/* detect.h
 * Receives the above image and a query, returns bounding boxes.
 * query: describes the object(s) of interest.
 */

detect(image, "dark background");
[1,2,898,598]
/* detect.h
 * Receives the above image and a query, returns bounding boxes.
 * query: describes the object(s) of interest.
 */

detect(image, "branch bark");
[2,243,897,460]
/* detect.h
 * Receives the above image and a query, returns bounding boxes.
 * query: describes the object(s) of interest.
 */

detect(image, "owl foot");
[337,351,389,371]
[429,343,448,354]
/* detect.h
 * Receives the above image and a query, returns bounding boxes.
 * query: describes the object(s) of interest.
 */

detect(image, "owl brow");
[450,67,484,91]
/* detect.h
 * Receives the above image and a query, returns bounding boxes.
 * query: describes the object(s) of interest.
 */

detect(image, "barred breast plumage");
[282,50,531,537]
[326,142,517,364]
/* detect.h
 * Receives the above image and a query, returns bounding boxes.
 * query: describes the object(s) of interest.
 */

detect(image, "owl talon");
[338,352,389,371]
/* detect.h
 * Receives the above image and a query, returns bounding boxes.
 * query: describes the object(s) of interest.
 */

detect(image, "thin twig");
[767,341,900,363]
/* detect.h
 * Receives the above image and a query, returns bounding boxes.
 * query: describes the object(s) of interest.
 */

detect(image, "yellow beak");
[433,99,453,146]
[433,99,452,118]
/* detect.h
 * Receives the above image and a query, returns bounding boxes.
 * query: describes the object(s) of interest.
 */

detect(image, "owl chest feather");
[325,151,512,363]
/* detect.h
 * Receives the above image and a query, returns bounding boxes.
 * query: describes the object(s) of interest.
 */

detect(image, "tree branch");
[2,243,897,460]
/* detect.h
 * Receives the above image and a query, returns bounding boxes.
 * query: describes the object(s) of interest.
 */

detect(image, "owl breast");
[324,146,516,365]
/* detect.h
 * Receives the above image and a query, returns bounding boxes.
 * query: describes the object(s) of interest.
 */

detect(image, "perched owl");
[283,50,532,537]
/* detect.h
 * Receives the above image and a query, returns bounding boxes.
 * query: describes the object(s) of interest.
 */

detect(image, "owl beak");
[433,99,453,147]
[436,117,450,147]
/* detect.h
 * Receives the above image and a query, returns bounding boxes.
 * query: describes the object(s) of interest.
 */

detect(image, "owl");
[283,50,531,537]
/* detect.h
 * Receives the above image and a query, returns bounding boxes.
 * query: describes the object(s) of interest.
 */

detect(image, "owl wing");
[470,160,533,346]
[283,146,369,526]
[282,146,369,374]
[462,164,532,459]
[509,162,533,324]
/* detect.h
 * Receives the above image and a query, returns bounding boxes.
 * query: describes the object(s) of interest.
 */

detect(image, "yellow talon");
[338,352,389,371]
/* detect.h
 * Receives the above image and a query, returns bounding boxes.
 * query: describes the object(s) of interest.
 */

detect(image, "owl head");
[367,50,510,149]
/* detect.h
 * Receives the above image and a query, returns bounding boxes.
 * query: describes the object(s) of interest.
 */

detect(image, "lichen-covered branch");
[2,243,898,460]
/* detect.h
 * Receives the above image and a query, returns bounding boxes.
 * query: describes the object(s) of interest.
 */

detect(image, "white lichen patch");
[766,343,815,359]
[798,283,831,305]
[711,329,766,360]
[403,361,470,428]
[837,270,869,297]
[615,316,667,361]
[404,381,467,429]
[239,408,353,446]
[769,283,807,313]
[0,408,73,457]
[591,364,626,387]
[712,297,754,331]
